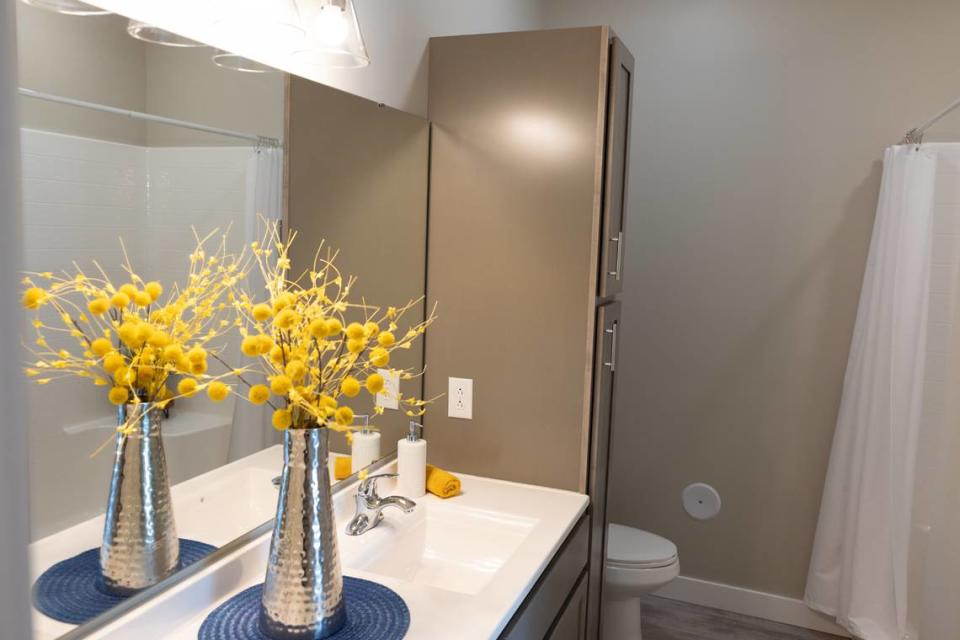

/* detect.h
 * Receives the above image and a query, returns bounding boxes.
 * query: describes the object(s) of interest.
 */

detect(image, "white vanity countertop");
[29,445,350,640]
[78,458,589,640]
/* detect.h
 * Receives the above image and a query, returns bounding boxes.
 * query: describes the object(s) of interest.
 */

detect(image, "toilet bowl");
[602,523,679,640]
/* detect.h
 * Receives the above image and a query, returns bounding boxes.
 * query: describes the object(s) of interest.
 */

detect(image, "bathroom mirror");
[17,5,428,638]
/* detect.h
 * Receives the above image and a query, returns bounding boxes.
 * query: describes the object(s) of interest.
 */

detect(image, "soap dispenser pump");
[397,421,426,498]
[350,414,380,473]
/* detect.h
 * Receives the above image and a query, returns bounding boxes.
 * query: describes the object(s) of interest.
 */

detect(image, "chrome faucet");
[346,473,416,536]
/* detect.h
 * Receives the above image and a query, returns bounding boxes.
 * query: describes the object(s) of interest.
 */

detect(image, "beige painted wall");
[16,7,146,144]
[286,77,429,456]
[539,0,960,598]
[144,45,283,147]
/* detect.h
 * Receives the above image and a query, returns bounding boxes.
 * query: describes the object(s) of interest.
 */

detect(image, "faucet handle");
[358,473,398,497]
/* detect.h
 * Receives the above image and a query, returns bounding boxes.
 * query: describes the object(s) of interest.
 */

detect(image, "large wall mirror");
[17,4,428,638]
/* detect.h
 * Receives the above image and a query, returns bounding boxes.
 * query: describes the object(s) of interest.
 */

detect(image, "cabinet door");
[585,302,621,638]
[548,571,588,640]
[598,37,634,299]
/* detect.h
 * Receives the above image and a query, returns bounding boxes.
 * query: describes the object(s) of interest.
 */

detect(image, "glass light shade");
[211,0,306,54]
[20,0,110,15]
[211,50,278,74]
[293,0,369,69]
[127,20,205,47]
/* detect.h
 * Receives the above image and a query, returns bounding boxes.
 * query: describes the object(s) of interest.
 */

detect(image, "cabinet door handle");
[608,231,624,281]
[603,321,618,372]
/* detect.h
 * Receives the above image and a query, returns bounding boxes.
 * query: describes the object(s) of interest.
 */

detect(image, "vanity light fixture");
[20,0,110,16]
[293,0,369,68]
[127,20,205,47]
[211,50,278,74]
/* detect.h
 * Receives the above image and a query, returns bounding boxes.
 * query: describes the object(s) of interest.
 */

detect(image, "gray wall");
[1,0,31,635]
[16,4,282,147]
[540,0,960,598]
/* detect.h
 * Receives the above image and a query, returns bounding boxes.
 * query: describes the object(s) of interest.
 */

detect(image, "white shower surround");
[21,128,255,540]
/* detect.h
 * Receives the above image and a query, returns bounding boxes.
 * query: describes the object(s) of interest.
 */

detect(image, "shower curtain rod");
[903,95,960,145]
[18,88,282,148]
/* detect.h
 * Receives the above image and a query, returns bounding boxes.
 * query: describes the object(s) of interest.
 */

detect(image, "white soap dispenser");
[351,414,380,473]
[397,421,426,498]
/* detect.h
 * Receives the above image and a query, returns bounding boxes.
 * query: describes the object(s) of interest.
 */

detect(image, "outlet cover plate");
[375,369,400,410]
[448,377,473,420]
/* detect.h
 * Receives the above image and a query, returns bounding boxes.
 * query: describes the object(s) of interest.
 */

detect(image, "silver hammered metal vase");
[98,402,179,596]
[260,426,347,639]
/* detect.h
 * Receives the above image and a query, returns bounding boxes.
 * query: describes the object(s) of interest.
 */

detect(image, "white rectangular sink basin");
[347,503,538,595]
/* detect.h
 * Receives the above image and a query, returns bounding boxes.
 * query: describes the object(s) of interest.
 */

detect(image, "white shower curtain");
[805,145,937,640]
[227,145,283,462]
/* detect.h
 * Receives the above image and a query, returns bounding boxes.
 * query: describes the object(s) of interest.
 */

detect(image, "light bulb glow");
[315,5,349,47]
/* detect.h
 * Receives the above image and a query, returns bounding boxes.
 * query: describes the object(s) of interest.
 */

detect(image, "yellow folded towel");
[334,456,353,480]
[426,464,461,498]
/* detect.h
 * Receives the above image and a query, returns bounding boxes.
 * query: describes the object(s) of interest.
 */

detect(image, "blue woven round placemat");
[198,578,410,640]
[32,538,217,625]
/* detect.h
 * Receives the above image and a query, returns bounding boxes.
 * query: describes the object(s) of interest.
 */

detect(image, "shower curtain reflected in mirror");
[227,145,283,462]
[806,143,960,640]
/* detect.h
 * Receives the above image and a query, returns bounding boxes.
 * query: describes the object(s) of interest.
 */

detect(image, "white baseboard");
[652,575,852,637]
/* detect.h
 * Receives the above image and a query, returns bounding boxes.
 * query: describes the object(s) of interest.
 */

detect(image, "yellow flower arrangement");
[21,230,249,434]
[233,220,436,433]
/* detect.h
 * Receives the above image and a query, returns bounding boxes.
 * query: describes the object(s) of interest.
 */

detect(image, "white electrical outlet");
[448,377,473,419]
[375,369,401,410]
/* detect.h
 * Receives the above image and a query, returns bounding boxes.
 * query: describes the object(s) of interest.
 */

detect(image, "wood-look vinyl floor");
[638,595,847,640]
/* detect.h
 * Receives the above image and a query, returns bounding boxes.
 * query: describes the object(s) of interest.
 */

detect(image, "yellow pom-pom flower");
[252,304,273,321]
[365,373,385,394]
[345,322,366,340]
[308,318,330,338]
[117,322,141,348]
[102,352,124,373]
[341,376,360,397]
[270,374,293,395]
[189,359,208,375]
[177,377,198,397]
[162,344,183,362]
[285,359,307,381]
[369,347,390,367]
[119,283,138,298]
[377,331,396,347]
[363,321,380,338]
[113,366,135,386]
[241,335,260,357]
[90,337,113,357]
[274,308,299,330]
[272,408,292,431]
[347,338,365,354]
[256,334,274,354]
[335,405,354,426]
[110,291,130,308]
[22,287,47,310]
[145,281,163,301]
[326,318,343,335]
[108,386,129,405]
[133,290,152,307]
[187,346,207,364]
[87,297,110,315]
[147,331,171,348]
[207,381,229,402]
[248,384,270,405]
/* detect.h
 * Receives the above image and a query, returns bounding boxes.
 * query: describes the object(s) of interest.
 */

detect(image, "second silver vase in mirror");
[99,402,179,596]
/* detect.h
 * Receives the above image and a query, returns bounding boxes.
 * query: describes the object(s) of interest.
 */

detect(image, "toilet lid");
[606,523,678,568]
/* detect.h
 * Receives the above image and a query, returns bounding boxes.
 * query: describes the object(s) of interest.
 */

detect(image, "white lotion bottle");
[397,421,426,498]
[351,415,380,473]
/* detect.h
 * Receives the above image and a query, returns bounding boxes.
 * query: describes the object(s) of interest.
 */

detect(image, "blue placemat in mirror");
[198,577,409,640]
[32,538,217,625]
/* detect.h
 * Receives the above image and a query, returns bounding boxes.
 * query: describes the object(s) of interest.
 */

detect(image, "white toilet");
[602,523,680,640]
